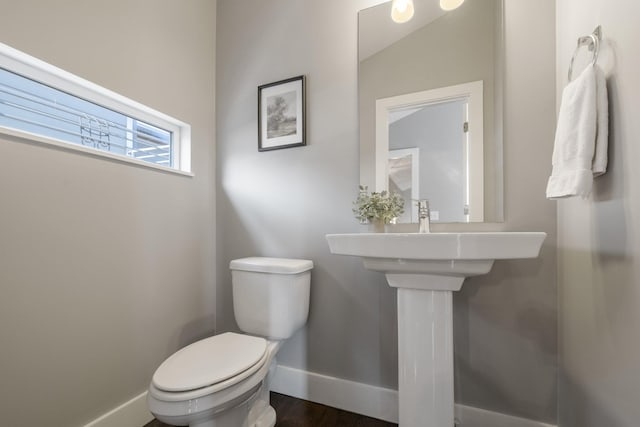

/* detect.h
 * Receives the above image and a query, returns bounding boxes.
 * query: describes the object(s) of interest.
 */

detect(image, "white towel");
[546,64,608,199]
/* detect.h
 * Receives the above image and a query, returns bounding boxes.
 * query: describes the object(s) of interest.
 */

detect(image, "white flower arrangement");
[353,185,404,224]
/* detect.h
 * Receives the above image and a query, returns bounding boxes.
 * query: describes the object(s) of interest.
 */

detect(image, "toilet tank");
[230,257,313,340]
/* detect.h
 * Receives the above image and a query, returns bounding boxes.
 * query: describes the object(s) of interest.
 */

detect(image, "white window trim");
[0,43,192,176]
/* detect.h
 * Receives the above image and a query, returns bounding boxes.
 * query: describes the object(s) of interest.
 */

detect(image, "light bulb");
[440,0,465,11]
[391,0,415,23]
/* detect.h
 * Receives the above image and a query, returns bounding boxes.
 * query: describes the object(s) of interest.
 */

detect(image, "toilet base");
[185,395,275,427]
[252,405,276,427]
[187,404,274,427]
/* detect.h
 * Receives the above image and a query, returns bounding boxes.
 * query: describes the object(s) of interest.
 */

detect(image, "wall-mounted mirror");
[359,0,504,223]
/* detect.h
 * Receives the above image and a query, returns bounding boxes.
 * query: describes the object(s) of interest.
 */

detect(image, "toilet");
[147,257,313,427]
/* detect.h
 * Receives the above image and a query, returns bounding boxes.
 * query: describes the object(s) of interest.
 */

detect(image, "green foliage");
[353,185,405,224]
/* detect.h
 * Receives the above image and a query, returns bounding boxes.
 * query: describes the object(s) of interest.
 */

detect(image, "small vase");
[368,218,386,233]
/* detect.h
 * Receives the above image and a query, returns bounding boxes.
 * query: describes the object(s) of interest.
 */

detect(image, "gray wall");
[216,0,399,390]
[216,0,557,423]
[556,1,640,426]
[453,1,557,421]
[0,1,216,426]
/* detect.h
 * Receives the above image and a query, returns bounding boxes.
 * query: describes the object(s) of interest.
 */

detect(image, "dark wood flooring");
[144,392,397,427]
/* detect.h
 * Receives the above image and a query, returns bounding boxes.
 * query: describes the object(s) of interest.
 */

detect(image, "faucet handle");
[417,199,430,217]
[417,199,431,233]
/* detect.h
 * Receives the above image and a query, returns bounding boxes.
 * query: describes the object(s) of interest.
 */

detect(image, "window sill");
[1,126,194,177]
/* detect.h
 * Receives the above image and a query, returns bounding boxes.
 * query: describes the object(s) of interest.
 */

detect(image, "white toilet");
[147,257,313,427]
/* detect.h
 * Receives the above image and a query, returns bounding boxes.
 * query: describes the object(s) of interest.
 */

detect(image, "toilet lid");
[230,257,313,274]
[152,332,267,392]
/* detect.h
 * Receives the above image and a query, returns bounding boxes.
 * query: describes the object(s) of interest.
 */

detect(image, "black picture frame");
[258,75,306,151]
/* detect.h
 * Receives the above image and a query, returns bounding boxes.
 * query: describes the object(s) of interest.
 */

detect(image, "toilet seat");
[152,332,267,396]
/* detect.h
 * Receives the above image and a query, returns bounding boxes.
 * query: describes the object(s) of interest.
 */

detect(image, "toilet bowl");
[147,257,313,427]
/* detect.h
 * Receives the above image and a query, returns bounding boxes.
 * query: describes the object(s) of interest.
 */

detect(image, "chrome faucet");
[418,199,431,233]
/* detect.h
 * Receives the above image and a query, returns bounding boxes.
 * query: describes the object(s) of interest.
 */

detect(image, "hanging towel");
[546,64,608,199]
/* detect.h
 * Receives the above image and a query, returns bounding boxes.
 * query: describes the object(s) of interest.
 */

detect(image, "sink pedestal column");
[326,232,547,427]
[387,274,464,427]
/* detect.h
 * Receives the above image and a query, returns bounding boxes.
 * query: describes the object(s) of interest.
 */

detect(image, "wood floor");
[144,392,397,427]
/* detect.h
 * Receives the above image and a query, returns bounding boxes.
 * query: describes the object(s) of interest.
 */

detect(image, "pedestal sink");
[325,232,546,427]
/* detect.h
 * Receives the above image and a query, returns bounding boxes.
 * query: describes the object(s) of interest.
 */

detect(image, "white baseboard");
[81,367,556,427]
[271,364,399,423]
[83,391,154,427]
[457,405,556,427]
[271,364,556,427]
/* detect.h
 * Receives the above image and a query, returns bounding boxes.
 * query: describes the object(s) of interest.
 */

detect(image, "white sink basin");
[327,232,546,282]
[326,232,546,260]
[325,231,546,426]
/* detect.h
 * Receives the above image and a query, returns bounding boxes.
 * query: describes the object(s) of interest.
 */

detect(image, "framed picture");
[258,75,306,151]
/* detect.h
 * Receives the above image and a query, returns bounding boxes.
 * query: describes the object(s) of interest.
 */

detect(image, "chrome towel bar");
[568,25,602,82]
